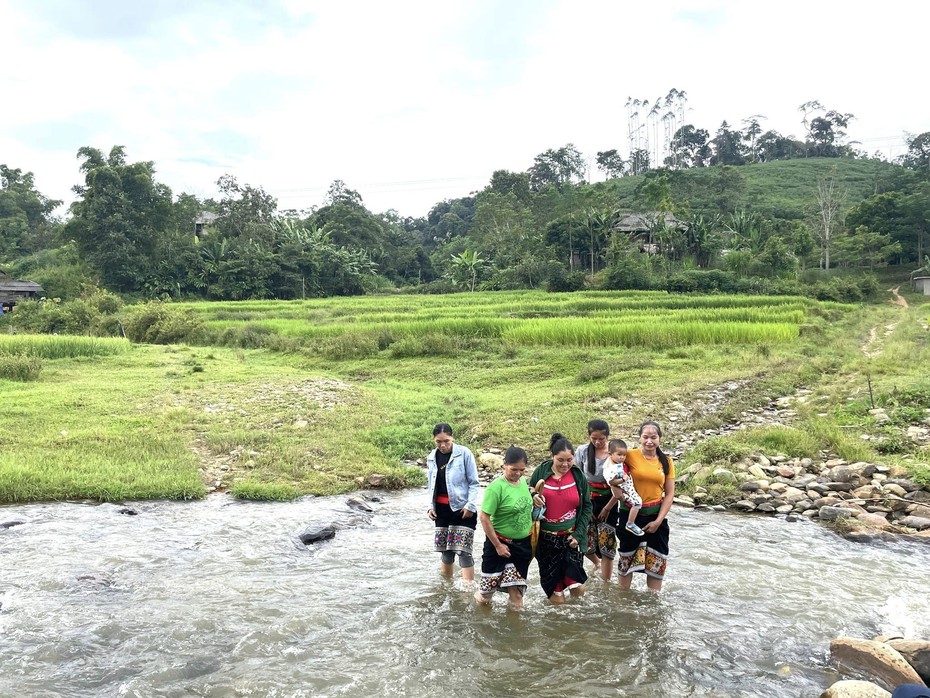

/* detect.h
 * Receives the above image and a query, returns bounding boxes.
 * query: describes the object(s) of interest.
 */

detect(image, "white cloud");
[1,0,928,218]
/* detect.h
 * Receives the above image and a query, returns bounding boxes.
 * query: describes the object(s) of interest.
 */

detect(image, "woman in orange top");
[612,421,675,591]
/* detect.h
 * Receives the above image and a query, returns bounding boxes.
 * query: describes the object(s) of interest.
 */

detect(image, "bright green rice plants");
[0,352,43,381]
[0,334,131,359]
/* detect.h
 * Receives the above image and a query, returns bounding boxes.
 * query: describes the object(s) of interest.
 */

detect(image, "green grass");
[0,352,43,381]
[4,288,926,503]
[0,334,131,359]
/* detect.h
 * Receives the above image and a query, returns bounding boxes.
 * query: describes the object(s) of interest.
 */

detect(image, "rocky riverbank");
[675,454,930,539]
[822,635,929,696]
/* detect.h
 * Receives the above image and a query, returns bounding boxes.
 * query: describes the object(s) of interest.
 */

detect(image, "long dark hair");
[549,432,574,457]
[639,421,670,476]
[586,419,609,475]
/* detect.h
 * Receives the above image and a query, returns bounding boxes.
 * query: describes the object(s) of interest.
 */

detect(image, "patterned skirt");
[433,501,476,554]
[587,494,619,560]
[536,531,587,598]
[616,507,669,580]
[478,535,532,595]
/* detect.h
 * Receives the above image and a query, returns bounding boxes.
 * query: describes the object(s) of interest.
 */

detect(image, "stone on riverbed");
[899,516,930,531]
[1,521,26,529]
[819,680,890,698]
[298,525,336,545]
[820,506,855,522]
[346,497,374,513]
[829,637,925,691]
[886,639,930,684]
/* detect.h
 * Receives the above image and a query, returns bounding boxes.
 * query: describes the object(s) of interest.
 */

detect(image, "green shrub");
[218,323,274,349]
[390,333,458,357]
[736,426,819,458]
[320,333,378,360]
[889,406,928,425]
[546,265,586,293]
[665,269,740,294]
[686,437,751,465]
[122,302,206,344]
[0,352,43,381]
[879,382,930,410]
[874,427,910,455]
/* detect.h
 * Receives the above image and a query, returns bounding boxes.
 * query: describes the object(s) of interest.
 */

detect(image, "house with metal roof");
[0,269,45,310]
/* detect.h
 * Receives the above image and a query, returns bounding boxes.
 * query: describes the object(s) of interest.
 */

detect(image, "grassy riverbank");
[1,289,927,503]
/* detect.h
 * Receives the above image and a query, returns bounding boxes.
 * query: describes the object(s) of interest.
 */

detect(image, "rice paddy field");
[2,289,926,503]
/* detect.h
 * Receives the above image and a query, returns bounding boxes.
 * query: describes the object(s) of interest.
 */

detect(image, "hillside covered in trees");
[2,126,929,305]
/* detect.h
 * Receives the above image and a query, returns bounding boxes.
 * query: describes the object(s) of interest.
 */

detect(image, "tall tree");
[595,150,626,179]
[65,146,174,291]
[214,175,278,245]
[710,121,746,165]
[901,132,930,177]
[0,165,62,256]
[527,143,586,191]
[666,125,710,168]
[814,171,847,269]
[741,115,767,163]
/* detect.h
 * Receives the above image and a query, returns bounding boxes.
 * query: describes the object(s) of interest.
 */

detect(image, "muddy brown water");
[2,491,929,697]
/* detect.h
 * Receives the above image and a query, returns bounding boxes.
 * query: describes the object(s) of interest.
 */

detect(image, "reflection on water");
[2,491,929,698]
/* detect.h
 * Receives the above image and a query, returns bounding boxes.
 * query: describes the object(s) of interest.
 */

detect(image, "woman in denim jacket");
[426,423,480,583]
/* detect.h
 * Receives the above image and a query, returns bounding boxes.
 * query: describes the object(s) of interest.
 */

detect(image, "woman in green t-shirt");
[475,446,541,609]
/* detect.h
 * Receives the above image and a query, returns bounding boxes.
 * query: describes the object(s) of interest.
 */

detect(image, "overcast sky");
[2,0,928,218]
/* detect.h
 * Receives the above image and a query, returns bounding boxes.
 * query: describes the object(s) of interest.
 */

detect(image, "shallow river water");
[2,490,929,698]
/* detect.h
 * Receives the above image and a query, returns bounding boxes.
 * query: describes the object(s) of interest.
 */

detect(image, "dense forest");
[2,103,929,306]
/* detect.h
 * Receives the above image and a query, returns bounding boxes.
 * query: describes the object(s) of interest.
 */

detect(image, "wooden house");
[0,270,45,311]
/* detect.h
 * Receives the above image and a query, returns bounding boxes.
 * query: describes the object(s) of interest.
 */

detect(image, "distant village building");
[0,270,45,312]
[195,211,219,237]
[611,211,687,254]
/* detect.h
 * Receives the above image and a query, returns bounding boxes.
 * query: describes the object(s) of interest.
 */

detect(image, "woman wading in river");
[475,446,540,609]
[529,433,592,604]
[614,421,675,592]
[573,418,618,581]
[426,423,480,584]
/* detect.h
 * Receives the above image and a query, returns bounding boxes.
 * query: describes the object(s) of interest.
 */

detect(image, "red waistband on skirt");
[435,495,450,504]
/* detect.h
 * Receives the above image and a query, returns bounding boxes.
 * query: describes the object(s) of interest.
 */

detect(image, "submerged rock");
[819,680,890,698]
[0,521,26,529]
[346,497,374,513]
[298,526,336,545]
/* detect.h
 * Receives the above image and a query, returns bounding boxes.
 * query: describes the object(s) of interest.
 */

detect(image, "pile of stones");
[677,454,930,536]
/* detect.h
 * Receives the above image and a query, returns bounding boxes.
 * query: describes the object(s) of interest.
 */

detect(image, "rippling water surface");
[2,491,929,697]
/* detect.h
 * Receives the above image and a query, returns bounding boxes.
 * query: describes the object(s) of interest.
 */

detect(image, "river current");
[2,490,929,697]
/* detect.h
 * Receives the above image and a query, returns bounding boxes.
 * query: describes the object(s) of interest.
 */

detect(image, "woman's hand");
[642,518,662,534]
[532,493,545,507]
[567,537,578,550]
[427,508,436,521]
[495,542,511,558]
[461,509,474,519]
